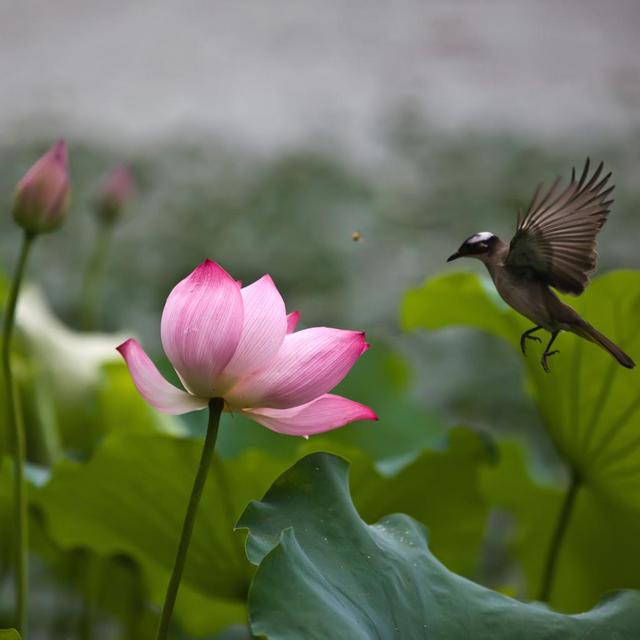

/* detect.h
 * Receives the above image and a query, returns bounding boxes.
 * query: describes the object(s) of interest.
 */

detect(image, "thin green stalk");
[31,367,63,466]
[2,231,35,635]
[538,470,581,603]
[79,221,114,331]
[78,551,101,640]
[156,397,224,640]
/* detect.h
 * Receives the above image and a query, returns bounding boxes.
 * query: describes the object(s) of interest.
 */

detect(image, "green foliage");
[482,441,640,611]
[352,427,494,575]
[96,361,180,438]
[402,270,640,609]
[33,424,494,634]
[0,460,10,579]
[296,425,494,577]
[403,271,520,346]
[33,433,274,633]
[239,452,640,639]
[0,282,178,460]
[0,630,21,639]
[402,270,640,487]
[329,344,446,463]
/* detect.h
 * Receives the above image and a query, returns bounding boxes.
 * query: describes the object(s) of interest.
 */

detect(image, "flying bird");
[447,159,635,372]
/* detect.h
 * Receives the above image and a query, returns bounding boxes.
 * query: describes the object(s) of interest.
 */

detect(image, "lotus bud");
[12,140,70,234]
[96,164,135,224]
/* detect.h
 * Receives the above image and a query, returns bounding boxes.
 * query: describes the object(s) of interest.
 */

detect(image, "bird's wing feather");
[505,159,614,295]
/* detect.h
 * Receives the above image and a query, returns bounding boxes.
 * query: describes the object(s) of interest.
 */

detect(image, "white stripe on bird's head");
[467,231,494,244]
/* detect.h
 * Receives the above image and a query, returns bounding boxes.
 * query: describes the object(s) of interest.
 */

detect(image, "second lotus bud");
[96,164,135,224]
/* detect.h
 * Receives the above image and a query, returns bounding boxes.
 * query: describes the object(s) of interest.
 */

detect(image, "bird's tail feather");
[571,322,635,369]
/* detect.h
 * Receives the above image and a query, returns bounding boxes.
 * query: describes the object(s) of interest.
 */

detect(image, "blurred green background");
[1,2,640,638]
[2,120,639,449]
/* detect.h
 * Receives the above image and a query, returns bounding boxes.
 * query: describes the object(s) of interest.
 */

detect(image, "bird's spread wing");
[505,159,614,295]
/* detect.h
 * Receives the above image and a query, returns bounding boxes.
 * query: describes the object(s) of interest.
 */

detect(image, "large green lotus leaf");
[290,427,493,577]
[482,441,640,612]
[238,452,640,640]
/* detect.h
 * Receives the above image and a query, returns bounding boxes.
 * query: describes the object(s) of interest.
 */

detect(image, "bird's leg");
[541,331,560,373]
[520,325,543,355]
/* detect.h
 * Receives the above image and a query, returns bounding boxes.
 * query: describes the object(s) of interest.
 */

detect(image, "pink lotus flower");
[117,260,376,436]
[13,140,70,234]
[96,164,135,223]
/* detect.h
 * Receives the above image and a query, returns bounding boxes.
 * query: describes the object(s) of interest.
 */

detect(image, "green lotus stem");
[2,231,35,635]
[538,470,581,603]
[79,221,114,331]
[156,397,225,640]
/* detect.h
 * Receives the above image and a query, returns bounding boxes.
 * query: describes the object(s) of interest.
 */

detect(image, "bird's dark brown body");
[448,160,635,372]
[481,239,577,332]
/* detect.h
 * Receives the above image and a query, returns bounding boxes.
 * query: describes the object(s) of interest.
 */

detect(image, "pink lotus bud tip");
[97,163,135,223]
[116,338,134,356]
[13,140,71,234]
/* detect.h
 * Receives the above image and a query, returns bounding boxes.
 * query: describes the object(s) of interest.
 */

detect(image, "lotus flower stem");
[2,231,35,634]
[79,221,115,330]
[156,396,225,640]
[538,469,581,603]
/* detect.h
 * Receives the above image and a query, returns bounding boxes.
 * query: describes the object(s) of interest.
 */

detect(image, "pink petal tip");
[246,394,377,436]
[286,310,300,333]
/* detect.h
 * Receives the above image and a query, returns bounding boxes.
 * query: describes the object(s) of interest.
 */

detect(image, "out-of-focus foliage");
[402,270,640,498]
[33,434,262,634]
[482,441,640,613]
[352,427,494,575]
[402,270,640,610]
[2,129,640,437]
[0,461,11,580]
[32,426,493,635]
[0,629,21,639]
[0,283,178,463]
[239,452,640,639]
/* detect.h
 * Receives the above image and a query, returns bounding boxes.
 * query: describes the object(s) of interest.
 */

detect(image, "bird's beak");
[447,251,461,262]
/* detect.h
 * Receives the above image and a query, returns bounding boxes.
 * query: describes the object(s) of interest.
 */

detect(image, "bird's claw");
[520,333,542,355]
[541,350,559,373]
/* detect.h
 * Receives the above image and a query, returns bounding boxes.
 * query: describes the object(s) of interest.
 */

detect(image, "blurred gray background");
[2,1,639,150]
